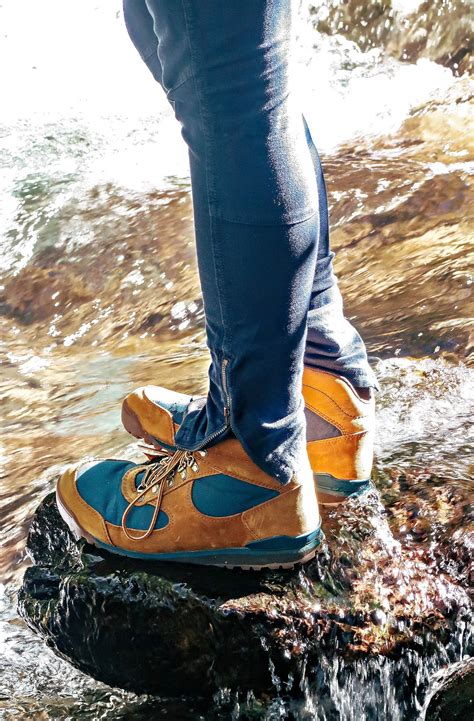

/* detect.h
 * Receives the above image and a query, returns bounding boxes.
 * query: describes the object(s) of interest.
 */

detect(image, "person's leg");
[56,0,323,568]
[126,0,320,484]
[122,1,375,504]
[302,116,378,390]
[123,2,376,394]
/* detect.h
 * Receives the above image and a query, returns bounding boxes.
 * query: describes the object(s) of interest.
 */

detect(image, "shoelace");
[121,448,207,541]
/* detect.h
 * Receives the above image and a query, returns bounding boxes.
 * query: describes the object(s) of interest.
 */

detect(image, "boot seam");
[303,385,371,420]
[307,430,369,447]
[305,401,371,426]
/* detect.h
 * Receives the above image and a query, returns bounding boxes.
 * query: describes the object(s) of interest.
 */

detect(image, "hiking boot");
[122,368,375,506]
[56,437,321,569]
[302,367,374,505]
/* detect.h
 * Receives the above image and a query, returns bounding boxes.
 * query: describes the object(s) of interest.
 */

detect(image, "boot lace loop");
[121,449,206,541]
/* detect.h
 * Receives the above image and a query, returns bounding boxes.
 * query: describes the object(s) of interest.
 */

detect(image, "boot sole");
[56,489,322,571]
[314,474,373,505]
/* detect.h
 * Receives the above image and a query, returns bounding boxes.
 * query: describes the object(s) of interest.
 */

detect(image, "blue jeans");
[123,0,377,484]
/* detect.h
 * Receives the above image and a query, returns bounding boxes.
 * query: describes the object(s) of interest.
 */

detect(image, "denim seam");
[209,207,319,228]
[142,47,159,64]
[165,73,194,99]
[179,0,235,457]
[180,0,229,359]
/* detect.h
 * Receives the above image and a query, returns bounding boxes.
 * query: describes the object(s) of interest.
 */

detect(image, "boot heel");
[308,431,374,504]
[314,473,373,505]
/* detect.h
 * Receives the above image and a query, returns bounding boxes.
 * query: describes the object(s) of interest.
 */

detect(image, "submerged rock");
[327,78,474,364]
[310,0,474,76]
[18,482,472,703]
[425,659,474,720]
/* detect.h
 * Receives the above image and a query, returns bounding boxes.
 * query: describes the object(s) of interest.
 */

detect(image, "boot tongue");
[140,386,197,445]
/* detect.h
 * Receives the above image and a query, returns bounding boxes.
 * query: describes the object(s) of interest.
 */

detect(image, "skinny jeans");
[123,0,377,483]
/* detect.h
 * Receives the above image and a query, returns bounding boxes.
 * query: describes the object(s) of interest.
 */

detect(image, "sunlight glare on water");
[0,0,458,276]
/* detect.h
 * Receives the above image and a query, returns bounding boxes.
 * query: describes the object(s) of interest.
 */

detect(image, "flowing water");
[0,1,473,718]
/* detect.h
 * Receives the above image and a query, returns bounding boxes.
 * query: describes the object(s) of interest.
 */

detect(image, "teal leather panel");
[76,461,169,530]
[314,473,372,496]
[191,473,279,516]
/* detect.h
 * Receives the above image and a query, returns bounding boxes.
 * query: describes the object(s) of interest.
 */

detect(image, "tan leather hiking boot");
[56,437,320,570]
[122,367,375,506]
[302,367,374,504]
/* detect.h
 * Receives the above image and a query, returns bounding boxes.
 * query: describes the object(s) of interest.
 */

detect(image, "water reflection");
[0,1,473,718]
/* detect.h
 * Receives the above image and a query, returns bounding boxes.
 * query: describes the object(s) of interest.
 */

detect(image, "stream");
[0,1,472,719]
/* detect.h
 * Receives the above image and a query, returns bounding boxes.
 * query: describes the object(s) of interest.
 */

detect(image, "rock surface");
[425,658,474,720]
[18,484,472,702]
[310,0,474,75]
[326,77,474,363]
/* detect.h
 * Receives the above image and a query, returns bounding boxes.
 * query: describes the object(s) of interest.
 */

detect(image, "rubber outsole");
[314,473,373,505]
[56,490,322,571]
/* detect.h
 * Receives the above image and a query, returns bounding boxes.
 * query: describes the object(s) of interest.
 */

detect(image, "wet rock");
[310,0,394,52]
[370,609,387,626]
[18,491,472,699]
[0,266,94,324]
[387,1,474,76]
[425,658,474,720]
[310,0,474,76]
[327,77,474,363]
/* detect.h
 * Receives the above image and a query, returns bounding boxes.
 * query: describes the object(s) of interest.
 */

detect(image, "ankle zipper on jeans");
[221,357,231,423]
[177,357,231,452]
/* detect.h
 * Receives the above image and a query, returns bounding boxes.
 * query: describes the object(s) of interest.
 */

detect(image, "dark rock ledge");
[425,658,474,720]
[18,480,472,702]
